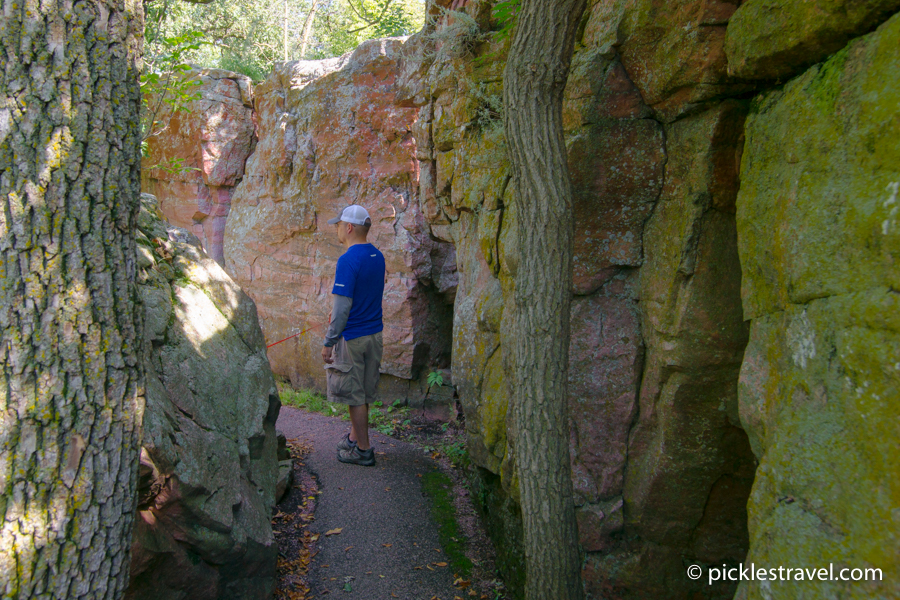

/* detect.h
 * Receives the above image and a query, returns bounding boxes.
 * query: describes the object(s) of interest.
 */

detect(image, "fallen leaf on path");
[310,534,320,542]
[435,562,448,567]
[426,565,434,571]
[382,543,392,548]
[325,528,343,536]
[344,546,353,552]
[385,487,391,491]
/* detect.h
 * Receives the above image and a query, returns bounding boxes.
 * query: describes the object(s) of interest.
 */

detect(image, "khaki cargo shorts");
[325,331,383,406]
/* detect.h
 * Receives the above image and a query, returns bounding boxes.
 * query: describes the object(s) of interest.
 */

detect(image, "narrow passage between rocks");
[275,407,470,599]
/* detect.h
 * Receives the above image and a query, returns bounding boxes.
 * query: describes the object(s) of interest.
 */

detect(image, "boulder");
[726,0,900,81]
[126,194,280,600]
[582,0,754,122]
[735,13,900,599]
[142,69,256,265]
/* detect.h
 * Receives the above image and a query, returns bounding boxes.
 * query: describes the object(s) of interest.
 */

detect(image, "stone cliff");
[222,44,457,401]
[142,69,256,266]
[125,194,280,600]
[140,0,900,598]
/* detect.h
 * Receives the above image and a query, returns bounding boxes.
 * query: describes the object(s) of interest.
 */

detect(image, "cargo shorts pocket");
[325,338,354,401]
[326,362,353,400]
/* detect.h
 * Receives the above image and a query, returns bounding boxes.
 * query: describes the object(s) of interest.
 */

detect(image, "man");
[322,205,385,466]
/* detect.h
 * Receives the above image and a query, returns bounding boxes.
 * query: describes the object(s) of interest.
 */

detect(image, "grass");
[277,383,413,433]
[421,471,473,578]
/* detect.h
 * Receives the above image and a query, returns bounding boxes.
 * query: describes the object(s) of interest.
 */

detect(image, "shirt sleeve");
[323,294,353,347]
[332,254,356,298]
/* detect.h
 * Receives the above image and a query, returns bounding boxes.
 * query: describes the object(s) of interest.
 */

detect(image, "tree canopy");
[144,0,426,81]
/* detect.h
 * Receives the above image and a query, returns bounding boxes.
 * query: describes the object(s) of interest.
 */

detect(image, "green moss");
[470,467,524,599]
[420,471,473,578]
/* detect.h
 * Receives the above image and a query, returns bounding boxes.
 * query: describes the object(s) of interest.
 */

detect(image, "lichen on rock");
[126,194,281,600]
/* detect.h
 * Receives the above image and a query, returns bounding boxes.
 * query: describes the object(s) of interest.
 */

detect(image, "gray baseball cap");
[327,205,370,225]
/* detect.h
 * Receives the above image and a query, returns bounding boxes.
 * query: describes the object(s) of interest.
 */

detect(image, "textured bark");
[502,1,588,599]
[0,0,145,598]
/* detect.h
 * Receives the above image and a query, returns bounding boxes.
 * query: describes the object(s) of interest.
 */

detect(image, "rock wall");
[732,10,900,600]
[222,42,457,400]
[140,0,900,597]
[126,194,280,600]
[142,69,256,266]
[421,1,757,597]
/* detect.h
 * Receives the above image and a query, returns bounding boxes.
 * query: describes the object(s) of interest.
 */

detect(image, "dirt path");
[276,407,469,599]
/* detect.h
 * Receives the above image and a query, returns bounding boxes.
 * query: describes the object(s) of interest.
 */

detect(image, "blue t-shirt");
[332,243,385,341]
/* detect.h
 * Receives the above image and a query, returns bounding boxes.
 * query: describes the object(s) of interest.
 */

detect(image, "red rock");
[142,69,256,265]
[224,42,456,396]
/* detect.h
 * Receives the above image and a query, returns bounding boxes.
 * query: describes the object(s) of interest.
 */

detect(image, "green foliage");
[141,31,205,174]
[278,384,341,415]
[427,370,444,388]
[277,384,412,435]
[143,0,426,82]
[491,0,520,41]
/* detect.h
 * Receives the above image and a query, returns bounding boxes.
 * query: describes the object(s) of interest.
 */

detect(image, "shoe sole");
[337,452,376,467]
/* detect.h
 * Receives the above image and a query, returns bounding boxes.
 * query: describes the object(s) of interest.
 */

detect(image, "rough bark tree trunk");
[299,0,320,58]
[0,0,145,598]
[502,1,587,599]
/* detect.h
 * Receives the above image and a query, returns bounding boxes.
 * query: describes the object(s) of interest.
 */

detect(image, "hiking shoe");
[337,445,376,467]
[337,433,357,453]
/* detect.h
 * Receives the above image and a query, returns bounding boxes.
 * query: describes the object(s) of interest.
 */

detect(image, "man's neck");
[344,238,368,249]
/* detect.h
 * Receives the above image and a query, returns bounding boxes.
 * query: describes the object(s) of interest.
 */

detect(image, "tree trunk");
[284,0,289,61]
[502,1,587,599]
[0,0,145,598]
[299,0,319,58]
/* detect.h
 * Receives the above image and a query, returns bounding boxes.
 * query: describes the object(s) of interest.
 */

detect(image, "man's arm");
[322,294,353,363]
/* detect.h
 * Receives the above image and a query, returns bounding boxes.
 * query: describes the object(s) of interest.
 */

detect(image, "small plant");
[492,0,521,42]
[426,371,445,398]
[426,8,486,61]
[472,81,504,131]
[441,440,469,469]
[141,31,205,174]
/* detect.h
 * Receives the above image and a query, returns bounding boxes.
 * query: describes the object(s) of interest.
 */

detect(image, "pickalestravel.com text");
[685,563,884,585]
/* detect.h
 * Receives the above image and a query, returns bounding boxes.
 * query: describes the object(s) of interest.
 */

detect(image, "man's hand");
[322,345,334,364]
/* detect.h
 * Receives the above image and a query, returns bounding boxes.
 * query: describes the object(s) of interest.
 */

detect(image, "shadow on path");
[276,406,464,599]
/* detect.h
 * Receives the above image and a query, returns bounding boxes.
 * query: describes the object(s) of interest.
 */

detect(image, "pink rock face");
[224,41,455,393]
[142,69,256,265]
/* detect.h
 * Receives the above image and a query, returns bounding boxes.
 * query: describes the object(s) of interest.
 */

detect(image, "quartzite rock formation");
[125,194,280,600]
[142,69,256,266]
[141,0,900,598]
[222,40,457,401]
[733,13,899,599]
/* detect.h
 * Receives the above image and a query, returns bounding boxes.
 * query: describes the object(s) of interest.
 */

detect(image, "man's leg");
[348,404,370,450]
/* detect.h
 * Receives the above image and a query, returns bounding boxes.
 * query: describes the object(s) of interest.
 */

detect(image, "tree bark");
[299,0,319,58]
[502,1,587,599]
[0,0,145,598]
